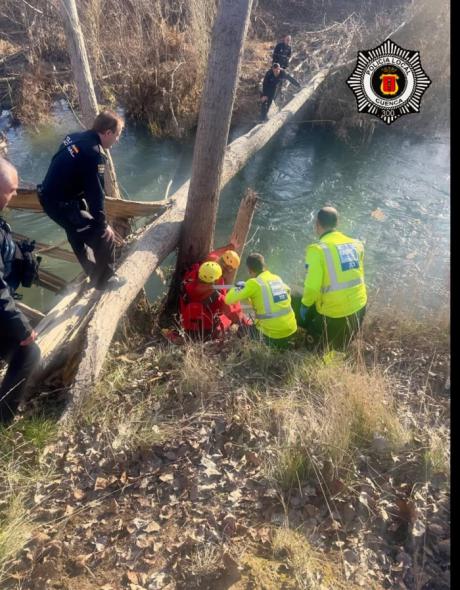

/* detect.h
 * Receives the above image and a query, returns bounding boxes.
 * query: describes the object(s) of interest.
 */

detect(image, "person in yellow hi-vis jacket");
[299,207,367,351]
[225,253,297,348]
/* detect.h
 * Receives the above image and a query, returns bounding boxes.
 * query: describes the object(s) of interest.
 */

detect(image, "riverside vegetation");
[0,307,450,589]
[1,0,445,137]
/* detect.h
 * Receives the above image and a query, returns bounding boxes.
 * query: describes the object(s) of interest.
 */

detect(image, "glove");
[235,281,246,291]
[299,303,310,323]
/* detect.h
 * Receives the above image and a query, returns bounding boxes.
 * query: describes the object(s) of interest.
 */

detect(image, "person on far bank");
[273,34,292,69]
[260,62,301,122]
[225,253,297,348]
[38,110,124,291]
[299,207,367,351]
[0,157,41,425]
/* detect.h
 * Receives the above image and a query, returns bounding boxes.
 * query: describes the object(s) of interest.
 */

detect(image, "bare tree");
[176,0,254,272]
[60,0,121,204]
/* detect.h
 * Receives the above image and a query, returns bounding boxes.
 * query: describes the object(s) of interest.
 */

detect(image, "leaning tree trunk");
[60,0,127,235]
[176,0,254,272]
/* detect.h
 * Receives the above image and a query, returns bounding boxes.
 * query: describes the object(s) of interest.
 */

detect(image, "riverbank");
[0,310,450,589]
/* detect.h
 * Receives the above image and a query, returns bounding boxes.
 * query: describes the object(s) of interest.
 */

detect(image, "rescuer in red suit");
[179,246,251,339]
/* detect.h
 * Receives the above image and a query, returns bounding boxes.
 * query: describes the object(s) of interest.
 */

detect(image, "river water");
[2,105,450,317]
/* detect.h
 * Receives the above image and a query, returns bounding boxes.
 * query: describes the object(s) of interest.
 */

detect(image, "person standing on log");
[272,35,292,69]
[0,158,41,425]
[260,63,301,122]
[299,207,367,351]
[38,111,125,291]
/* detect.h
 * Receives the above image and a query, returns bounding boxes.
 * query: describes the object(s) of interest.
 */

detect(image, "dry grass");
[0,418,57,583]
[0,310,449,586]
[188,543,221,578]
[272,527,358,590]
[0,494,33,583]
[423,427,450,478]
[242,351,407,490]
[176,345,217,398]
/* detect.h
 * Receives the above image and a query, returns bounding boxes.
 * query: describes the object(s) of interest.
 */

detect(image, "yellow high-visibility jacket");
[302,230,367,318]
[225,270,297,339]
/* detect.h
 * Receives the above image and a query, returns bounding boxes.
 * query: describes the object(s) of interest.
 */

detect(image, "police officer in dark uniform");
[1,158,41,425]
[272,35,292,69]
[38,111,124,290]
[260,63,301,122]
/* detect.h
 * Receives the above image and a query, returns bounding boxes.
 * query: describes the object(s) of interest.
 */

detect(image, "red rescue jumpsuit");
[179,253,250,337]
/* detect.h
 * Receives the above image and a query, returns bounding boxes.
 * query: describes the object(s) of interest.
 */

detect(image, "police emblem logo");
[66,144,79,158]
[346,38,431,125]
[98,164,105,175]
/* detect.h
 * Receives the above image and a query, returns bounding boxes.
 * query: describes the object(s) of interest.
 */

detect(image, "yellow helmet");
[198,261,222,283]
[221,250,240,270]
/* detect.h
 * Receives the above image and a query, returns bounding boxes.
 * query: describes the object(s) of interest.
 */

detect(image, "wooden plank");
[16,302,45,325]
[9,188,168,218]
[37,269,74,292]
[12,233,77,263]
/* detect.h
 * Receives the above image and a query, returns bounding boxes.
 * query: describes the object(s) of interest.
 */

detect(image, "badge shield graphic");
[346,39,431,125]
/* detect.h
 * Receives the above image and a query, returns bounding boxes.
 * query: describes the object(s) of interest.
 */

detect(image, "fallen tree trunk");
[10,189,168,219]
[38,286,101,381]
[39,67,331,419]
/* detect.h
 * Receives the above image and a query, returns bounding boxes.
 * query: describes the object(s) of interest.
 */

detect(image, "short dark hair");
[246,253,265,274]
[272,62,281,69]
[317,207,338,230]
[92,110,124,134]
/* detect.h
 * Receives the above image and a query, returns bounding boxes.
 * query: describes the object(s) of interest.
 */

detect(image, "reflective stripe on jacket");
[301,230,367,318]
[225,270,297,339]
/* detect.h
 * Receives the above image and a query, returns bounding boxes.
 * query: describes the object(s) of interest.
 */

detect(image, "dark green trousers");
[291,292,366,351]
[239,324,294,349]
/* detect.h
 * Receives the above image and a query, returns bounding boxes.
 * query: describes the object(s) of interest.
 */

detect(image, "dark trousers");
[303,306,366,352]
[260,92,276,121]
[0,337,41,424]
[42,200,115,288]
[238,323,294,349]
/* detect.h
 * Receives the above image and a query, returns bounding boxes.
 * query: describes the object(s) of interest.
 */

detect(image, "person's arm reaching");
[225,280,256,306]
